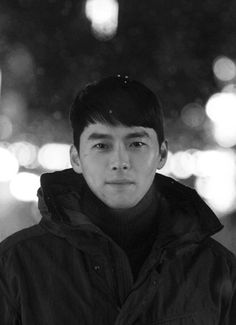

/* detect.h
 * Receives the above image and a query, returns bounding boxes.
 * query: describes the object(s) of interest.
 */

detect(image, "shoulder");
[207,237,236,259]
[204,237,236,274]
[0,224,47,258]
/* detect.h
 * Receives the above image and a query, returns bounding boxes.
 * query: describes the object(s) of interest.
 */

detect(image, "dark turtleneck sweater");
[81,181,160,280]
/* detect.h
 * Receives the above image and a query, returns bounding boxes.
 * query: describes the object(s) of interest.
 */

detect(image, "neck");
[81,180,160,242]
[106,183,157,222]
[81,179,160,280]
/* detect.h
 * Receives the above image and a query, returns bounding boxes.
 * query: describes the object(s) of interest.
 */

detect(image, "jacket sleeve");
[228,290,236,324]
[0,261,21,324]
[224,257,236,325]
[0,291,20,324]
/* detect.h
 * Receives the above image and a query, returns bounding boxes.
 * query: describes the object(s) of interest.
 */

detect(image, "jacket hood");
[37,168,223,249]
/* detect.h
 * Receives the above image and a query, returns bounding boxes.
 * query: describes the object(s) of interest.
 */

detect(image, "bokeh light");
[0,68,2,97]
[206,92,236,124]
[213,123,236,148]
[0,115,13,140]
[222,83,236,94]
[38,143,71,170]
[170,151,195,179]
[0,147,19,182]
[195,175,236,214]
[9,172,40,202]
[9,141,38,168]
[194,149,236,214]
[181,103,205,129]
[85,0,119,40]
[0,182,12,204]
[159,148,236,214]
[1,91,27,126]
[213,56,236,82]
[192,149,235,178]
[6,46,35,82]
[205,92,236,147]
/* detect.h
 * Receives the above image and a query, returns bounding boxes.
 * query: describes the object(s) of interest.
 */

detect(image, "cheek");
[135,151,159,174]
[81,155,105,185]
[146,154,157,167]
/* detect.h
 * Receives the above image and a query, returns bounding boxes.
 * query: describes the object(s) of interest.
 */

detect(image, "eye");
[130,142,146,148]
[93,143,110,150]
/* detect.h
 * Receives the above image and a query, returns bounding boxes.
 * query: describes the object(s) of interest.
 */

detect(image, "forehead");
[81,122,158,141]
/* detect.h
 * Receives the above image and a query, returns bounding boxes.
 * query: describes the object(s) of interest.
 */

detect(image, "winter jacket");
[0,168,235,324]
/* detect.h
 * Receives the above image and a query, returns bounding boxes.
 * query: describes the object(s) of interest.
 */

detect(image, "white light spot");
[195,175,236,214]
[38,143,71,170]
[170,151,195,179]
[0,147,19,182]
[213,123,236,148]
[9,172,40,202]
[85,0,119,40]
[213,56,236,82]
[192,149,235,178]
[206,92,236,124]
[206,92,236,147]
[9,141,38,168]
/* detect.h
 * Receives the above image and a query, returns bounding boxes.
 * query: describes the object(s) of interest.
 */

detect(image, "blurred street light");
[1,91,27,126]
[195,175,236,215]
[6,46,35,83]
[0,69,2,99]
[0,147,19,182]
[9,172,40,202]
[0,115,13,140]
[222,83,236,94]
[194,149,236,214]
[213,123,236,148]
[169,151,195,179]
[192,149,235,178]
[9,141,38,168]
[213,56,236,82]
[85,0,119,40]
[205,92,236,147]
[38,143,71,170]
[181,103,205,129]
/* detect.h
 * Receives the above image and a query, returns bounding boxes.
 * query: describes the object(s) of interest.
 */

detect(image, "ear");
[70,145,83,174]
[157,140,168,170]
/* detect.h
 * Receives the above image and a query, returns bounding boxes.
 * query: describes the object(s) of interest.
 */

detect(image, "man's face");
[70,122,167,209]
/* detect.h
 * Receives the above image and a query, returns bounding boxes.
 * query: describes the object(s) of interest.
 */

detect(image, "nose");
[110,146,130,171]
[111,162,129,171]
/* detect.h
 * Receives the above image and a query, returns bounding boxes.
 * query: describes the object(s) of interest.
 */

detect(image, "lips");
[106,180,134,185]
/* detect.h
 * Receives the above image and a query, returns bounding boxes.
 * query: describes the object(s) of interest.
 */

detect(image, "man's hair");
[69,75,165,151]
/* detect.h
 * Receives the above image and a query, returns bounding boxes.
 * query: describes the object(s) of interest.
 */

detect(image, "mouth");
[106,180,135,185]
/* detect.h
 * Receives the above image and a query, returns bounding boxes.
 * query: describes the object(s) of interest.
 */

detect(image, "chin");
[107,201,137,210]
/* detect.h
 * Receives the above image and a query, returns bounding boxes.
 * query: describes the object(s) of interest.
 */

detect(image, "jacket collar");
[38,168,223,249]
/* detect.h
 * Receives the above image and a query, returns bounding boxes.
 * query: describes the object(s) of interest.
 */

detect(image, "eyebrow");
[87,131,150,141]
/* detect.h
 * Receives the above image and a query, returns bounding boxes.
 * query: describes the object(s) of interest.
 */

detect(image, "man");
[0,75,235,324]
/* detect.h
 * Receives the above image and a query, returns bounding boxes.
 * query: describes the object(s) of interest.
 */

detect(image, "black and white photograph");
[0,0,235,323]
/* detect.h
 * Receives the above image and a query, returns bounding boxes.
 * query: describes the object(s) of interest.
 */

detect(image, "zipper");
[114,248,167,325]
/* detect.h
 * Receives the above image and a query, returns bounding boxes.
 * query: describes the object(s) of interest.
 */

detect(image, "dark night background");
[0,0,235,253]
[1,0,236,147]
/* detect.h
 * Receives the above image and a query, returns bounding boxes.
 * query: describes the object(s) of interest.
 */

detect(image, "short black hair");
[70,75,165,151]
